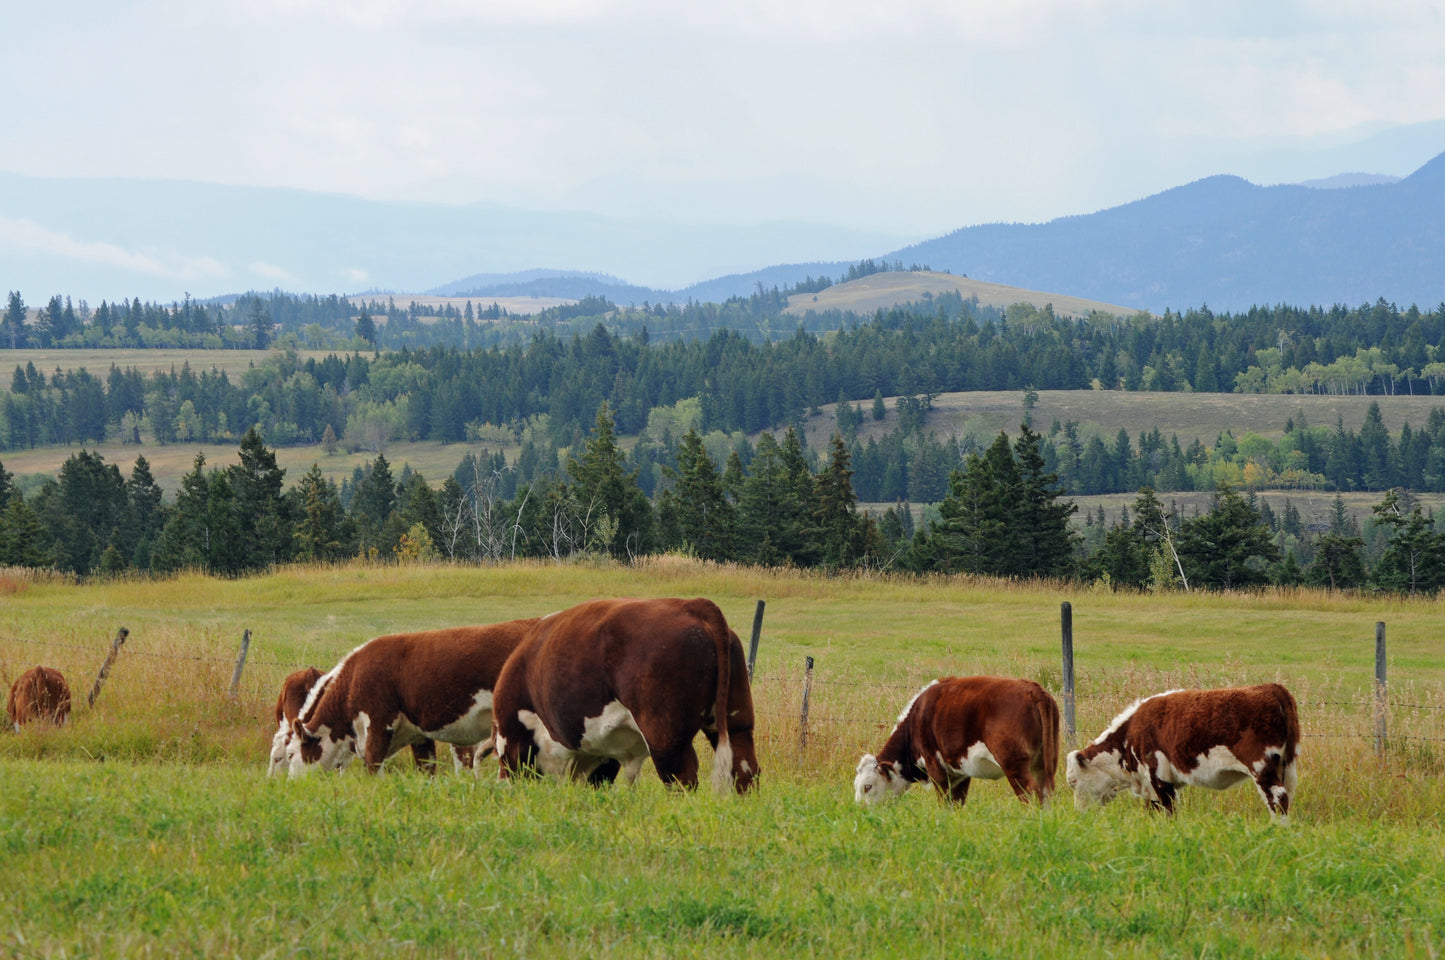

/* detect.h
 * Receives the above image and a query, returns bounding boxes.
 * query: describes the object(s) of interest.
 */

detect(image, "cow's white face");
[286,722,356,777]
[268,721,293,777]
[854,754,909,806]
[1066,748,1128,810]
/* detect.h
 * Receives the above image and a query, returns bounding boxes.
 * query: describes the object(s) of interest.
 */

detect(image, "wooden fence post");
[747,600,766,681]
[1374,621,1387,758]
[799,655,814,751]
[87,627,129,708]
[1061,601,1076,749]
[228,629,252,699]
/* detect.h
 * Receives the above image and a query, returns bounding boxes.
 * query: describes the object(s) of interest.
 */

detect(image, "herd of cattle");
[8,596,1303,820]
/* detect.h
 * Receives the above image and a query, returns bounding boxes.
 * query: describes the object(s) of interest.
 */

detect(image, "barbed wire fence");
[2,600,1443,756]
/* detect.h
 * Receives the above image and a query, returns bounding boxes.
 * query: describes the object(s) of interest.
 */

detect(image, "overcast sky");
[6,0,1445,240]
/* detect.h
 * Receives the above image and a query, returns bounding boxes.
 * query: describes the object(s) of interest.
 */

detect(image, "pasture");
[1,560,1443,957]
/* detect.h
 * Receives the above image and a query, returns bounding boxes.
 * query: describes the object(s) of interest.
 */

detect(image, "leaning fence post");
[1061,601,1076,749]
[87,627,129,708]
[228,629,252,699]
[747,600,766,680]
[799,655,815,751]
[1374,621,1387,758]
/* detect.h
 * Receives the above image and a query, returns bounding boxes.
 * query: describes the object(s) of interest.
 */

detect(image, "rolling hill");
[783,271,1138,318]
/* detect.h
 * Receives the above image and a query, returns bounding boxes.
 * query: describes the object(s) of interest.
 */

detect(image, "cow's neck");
[875,721,925,784]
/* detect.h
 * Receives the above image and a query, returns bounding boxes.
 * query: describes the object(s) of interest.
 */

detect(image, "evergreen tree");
[122,455,166,569]
[1177,485,1281,590]
[1011,423,1078,578]
[1370,489,1445,595]
[0,494,54,567]
[811,434,867,568]
[568,403,653,559]
[659,428,735,562]
[292,463,352,562]
[355,309,377,348]
[3,292,26,349]
[229,427,291,570]
[153,453,214,573]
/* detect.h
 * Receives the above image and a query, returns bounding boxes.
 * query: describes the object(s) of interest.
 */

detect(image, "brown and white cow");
[854,676,1059,807]
[491,597,759,793]
[268,666,324,775]
[7,666,72,731]
[285,619,538,777]
[1065,683,1300,822]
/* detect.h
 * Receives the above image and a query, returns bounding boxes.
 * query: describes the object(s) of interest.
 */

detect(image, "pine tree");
[660,429,735,562]
[229,427,290,570]
[568,403,653,559]
[1370,489,1444,595]
[1011,423,1078,578]
[811,434,866,568]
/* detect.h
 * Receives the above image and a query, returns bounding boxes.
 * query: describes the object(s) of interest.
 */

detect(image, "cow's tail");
[1037,687,1061,803]
[691,599,736,796]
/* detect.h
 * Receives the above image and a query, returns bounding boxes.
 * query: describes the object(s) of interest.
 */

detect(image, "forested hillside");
[8,281,1445,594]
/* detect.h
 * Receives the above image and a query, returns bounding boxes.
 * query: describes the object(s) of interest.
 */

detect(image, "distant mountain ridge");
[884,150,1445,313]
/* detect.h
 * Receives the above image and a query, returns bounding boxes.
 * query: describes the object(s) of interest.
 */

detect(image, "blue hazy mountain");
[883,151,1445,313]
[0,172,901,304]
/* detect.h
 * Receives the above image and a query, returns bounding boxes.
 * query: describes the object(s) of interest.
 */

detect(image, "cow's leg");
[651,742,700,789]
[1148,774,1177,814]
[410,739,438,776]
[362,726,394,773]
[946,776,972,805]
[1003,767,1043,805]
[586,759,622,786]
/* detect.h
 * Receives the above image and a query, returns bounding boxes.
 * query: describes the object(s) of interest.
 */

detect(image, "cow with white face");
[855,676,1059,807]
[1066,683,1300,822]
[286,619,537,777]
[492,598,759,793]
[268,666,324,776]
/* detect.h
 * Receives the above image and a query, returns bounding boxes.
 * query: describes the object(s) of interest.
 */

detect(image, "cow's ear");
[292,718,315,742]
[1074,753,1088,768]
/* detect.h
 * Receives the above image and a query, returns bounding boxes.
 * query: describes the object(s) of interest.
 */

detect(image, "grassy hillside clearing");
[0,560,1441,956]
[809,388,1445,452]
[0,347,337,381]
[785,270,1138,319]
[9,387,1445,499]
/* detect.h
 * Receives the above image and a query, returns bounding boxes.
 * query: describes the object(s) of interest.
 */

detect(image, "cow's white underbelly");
[1155,745,1252,790]
[425,689,494,745]
[518,700,651,783]
[944,741,1004,781]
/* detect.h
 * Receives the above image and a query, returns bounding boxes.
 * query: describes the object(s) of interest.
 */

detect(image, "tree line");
[4,407,1443,595]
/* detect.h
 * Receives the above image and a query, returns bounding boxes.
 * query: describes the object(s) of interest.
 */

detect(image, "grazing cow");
[492,597,759,793]
[1065,683,1300,822]
[268,666,324,776]
[7,666,72,730]
[854,676,1059,807]
[286,619,538,777]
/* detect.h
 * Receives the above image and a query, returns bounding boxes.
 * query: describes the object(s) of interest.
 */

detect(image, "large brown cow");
[854,676,1059,807]
[7,666,72,731]
[491,597,759,793]
[1065,683,1300,822]
[285,619,537,777]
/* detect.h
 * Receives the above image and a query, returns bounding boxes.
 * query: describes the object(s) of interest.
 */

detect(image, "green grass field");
[1,560,1442,957]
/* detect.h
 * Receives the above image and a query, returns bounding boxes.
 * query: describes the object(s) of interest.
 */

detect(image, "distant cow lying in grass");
[285,619,537,777]
[854,676,1059,807]
[1066,683,1300,822]
[7,666,72,731]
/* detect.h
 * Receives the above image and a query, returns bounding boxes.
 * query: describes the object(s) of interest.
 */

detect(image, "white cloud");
[0,215,230,280]
[249,261,298,284]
